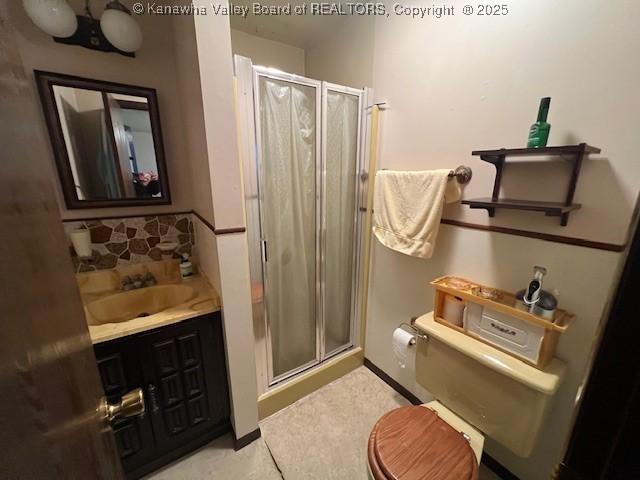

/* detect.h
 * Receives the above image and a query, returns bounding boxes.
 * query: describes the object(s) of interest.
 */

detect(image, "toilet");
[367,312,567,479]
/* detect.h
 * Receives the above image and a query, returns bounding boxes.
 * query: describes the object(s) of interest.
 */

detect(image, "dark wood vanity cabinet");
[94,312,231,478]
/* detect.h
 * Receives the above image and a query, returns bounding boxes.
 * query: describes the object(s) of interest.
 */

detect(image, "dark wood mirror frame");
[34,70,171,209]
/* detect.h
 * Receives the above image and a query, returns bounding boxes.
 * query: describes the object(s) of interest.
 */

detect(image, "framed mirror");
[35,71,171,209]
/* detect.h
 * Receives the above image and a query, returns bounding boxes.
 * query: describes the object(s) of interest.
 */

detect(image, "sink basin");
[86,284,197,325]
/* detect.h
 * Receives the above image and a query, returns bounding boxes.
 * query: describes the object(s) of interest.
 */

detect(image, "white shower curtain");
[324,91,359,353]
[260,77,317,378]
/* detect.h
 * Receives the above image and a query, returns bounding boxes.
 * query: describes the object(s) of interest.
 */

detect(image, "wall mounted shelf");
[462,198,581,218]
[462,143,601,226]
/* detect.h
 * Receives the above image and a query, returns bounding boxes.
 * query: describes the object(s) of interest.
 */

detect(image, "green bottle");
[527,97,551,148]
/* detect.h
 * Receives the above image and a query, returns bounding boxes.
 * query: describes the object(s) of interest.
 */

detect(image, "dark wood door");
[558,209,640,478]
[140,313,230,456]
[94,339,157,473]
[0,6,122,477]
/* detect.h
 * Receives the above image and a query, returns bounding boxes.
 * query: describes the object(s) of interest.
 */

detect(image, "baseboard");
[233,427,261,451]
[363,358,519,480]
[363,358,422,405]
[481,453,521,479]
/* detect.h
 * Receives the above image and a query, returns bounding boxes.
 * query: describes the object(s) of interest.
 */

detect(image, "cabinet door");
[94,339,157,473]
[140,313,230,455]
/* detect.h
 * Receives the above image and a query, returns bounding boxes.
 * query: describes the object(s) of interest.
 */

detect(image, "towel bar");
[375,166,472,184]
[365,101,388,110]
[360,167,471,215]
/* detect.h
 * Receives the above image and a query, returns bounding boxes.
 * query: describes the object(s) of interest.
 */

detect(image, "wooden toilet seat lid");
[368,406,478,480]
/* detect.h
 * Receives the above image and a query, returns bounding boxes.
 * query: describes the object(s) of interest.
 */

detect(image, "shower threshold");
[258,346,364,419]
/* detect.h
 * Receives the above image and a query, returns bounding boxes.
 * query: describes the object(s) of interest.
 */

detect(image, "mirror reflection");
[36,71,170,209]
[53,87,160,200]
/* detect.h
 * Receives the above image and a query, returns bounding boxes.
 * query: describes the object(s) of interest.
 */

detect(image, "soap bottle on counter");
[180,253,193,279]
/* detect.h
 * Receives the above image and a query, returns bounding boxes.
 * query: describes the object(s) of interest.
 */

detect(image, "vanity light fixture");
[22,0,142,57]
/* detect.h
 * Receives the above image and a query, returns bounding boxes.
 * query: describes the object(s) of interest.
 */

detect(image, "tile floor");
[148,366,502,479]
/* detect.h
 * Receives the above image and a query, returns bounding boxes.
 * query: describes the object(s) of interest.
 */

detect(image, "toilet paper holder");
[399,317,429,345]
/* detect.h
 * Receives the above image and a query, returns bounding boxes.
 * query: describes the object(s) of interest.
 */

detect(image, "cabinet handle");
[147,384,160,413]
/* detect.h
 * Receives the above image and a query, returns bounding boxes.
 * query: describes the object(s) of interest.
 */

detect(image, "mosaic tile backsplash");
[63,214,195,272]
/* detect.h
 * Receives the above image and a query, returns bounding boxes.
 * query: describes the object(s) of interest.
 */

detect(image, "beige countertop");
[76,260,221,344]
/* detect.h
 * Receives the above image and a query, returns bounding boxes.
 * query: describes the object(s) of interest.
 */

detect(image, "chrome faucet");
[143,271,157,287]
[121,276,134,291]
[121,272,156,291]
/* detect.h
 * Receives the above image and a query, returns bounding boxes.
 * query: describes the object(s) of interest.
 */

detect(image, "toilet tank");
[414,313,566,457]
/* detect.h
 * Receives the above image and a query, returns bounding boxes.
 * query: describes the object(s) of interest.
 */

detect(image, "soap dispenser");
[515,266,558,320]
[180,253,193,279]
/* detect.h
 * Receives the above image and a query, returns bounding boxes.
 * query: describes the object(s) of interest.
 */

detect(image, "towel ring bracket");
[449,165,473,184]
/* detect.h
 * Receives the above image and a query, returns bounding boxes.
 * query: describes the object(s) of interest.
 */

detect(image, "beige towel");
[373,169,461,259]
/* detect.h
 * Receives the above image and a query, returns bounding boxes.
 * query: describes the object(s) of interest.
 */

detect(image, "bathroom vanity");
[94,312,230,479]
[76,261,230,478]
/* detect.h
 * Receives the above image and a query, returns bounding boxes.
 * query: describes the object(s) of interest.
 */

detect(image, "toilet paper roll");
[392,328,415,369]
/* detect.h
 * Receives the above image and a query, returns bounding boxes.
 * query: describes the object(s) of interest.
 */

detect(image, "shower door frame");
[253,67,324,385]
[250,65,367,388]
[320,82,365,360]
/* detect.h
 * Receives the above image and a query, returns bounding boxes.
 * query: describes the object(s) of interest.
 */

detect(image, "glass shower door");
[255,71,322,382]
[322,84,363,357]
[253,67,364,386]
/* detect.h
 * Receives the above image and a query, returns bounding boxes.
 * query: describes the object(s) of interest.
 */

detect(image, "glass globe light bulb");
[100,2,142,53]
[23,0,77,38]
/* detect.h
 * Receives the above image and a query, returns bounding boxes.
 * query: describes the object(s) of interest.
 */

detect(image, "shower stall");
[235,56,369,390]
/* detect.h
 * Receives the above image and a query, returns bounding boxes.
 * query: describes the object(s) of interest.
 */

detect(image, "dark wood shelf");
[465,142,600,226]
[472,144,601,159]
[462,198,582,218]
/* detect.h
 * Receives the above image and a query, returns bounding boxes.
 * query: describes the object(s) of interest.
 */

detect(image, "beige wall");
[371,0,639,246]
[364,1,640,478]
[172,14,221,293]
[305,17,374,88]
[231,29,305,76]
[194,7,259,439]
[173,15,214,225]
[9,0,193,220]
[193,219,221,294]
[162,3,259,439]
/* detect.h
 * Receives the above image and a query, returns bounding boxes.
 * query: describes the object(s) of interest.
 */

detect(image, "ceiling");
[229,0,354,49]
